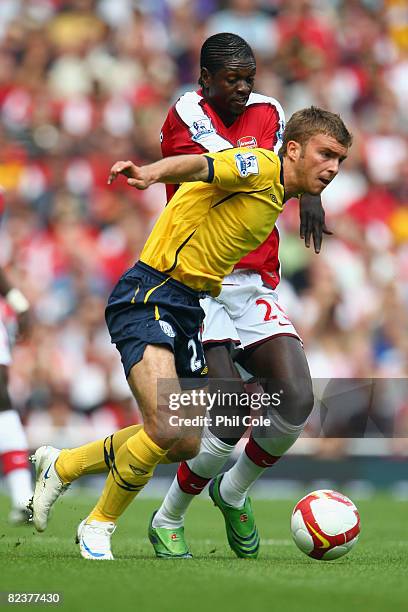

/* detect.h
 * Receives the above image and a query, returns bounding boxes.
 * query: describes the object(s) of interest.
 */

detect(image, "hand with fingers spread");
[299,193,333,254]
[108,154,209,190]
[108,160,152,190]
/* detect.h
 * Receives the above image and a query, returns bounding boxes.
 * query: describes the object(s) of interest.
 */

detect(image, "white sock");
[5,468,33,508]
[153,428,235,529]
[0,410,29,451]
[0,410,32,507]
[220,409,306,508]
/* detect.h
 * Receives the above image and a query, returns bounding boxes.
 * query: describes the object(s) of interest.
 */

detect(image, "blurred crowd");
[0,0,407,450]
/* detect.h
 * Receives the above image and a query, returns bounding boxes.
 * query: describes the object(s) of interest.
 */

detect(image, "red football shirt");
[160,90,285,288]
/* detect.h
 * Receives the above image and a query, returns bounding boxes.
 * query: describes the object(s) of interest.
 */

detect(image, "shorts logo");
[237,136,257,148]
[190,118,215,142]
[234,153,259,177]
[159,320,176,338]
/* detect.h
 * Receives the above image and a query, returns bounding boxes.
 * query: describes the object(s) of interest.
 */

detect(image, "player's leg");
[0,355,32,525]
[89,346,178,519]
[78,345,186,559]
[150,344,245,555]
[77,262,207,558]
[54,424,143,483]
[28,423,144,531]
[209,282,313,557]
[218,336,313,508]
[149,295,247,556]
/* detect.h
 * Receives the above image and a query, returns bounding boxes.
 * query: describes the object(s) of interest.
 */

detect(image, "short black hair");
[200,33,255,76]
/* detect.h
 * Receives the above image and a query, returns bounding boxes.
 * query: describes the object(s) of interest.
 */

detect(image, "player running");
[29,106,351,560]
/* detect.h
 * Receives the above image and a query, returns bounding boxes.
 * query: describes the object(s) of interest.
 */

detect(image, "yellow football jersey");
[140,147,285,296]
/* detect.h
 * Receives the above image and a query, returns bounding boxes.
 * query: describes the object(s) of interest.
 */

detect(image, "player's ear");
[200,67,211,88]
[287,140,302,162]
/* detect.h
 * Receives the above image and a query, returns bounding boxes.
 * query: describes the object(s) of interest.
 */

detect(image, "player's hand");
[108,160,150,190]
[299,193,333,254]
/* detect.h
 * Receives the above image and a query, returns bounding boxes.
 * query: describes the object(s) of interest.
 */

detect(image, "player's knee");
[276,380,314,426]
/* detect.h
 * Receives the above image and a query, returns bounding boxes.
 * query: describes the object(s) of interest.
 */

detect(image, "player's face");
[296,134,348,195]
[201,60,256,120]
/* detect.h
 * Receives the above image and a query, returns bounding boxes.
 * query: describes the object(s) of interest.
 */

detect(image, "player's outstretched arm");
[108,155,209,189]
[299,193,333,254]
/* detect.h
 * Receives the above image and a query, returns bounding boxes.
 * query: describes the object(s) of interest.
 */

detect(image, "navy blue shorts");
[105,261,208,389]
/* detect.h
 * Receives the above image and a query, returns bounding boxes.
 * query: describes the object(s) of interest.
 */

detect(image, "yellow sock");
[88,428,168,523]
[55,425,143,484]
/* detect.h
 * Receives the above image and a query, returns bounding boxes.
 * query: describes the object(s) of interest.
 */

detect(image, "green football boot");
[209,474,260,559]
[148,511,192,559]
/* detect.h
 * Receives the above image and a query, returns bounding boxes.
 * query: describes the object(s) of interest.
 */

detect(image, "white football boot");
[28,446,70,532]
[76,518,116,560]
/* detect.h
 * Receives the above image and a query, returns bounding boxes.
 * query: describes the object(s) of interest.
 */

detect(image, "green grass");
[0,492,407,612]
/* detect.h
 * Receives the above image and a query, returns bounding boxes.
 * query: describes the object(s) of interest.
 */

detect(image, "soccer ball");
[291,490,360,560]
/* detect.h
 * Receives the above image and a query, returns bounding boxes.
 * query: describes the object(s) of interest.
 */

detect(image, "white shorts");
[200,270,300,349]
[0,319,11,366]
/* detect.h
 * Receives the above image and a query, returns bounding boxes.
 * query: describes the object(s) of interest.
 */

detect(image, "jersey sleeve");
[161,93,234,202]
[161,107,203,201]
[161,107,199,158]
[205,148,279,193]
[253,95,286,153]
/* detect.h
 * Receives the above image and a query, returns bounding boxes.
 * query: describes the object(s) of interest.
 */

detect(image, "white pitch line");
[2,536,293,546]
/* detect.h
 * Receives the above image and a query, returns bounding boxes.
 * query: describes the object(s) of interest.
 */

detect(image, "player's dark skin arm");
[299,193,332,254]
[0,269,12,297]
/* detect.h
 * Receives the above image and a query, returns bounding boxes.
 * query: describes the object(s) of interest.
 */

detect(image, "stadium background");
[0,0,407,492]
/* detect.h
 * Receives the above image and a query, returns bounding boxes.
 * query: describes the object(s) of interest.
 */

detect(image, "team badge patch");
[234,152,259,177]
[237,136,257,148]
[190,118,215,142]
[159,320,176,338]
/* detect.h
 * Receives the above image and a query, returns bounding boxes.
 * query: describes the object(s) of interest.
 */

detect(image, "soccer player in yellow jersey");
[30,107,351,559]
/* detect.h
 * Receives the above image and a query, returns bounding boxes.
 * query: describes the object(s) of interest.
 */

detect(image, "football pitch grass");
[1,492,407,612]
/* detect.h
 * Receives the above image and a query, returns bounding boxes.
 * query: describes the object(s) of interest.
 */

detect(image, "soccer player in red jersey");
[149,33,331,559]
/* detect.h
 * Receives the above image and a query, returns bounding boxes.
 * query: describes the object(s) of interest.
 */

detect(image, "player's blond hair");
[280,107,352,155]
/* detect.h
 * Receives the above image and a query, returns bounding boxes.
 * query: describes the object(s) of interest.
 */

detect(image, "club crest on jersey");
[190,118,214,142]
[235,152,259,177]
[276,119,285,148]
[159,320,176,338]
[237,136,257,148]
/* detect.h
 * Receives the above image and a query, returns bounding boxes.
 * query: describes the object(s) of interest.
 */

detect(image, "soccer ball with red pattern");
[291,490,360,560]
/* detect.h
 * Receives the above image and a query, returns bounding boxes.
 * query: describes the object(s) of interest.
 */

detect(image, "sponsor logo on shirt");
[190,118,215,142]
[234,152,259,177]
[237,136,257,148]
